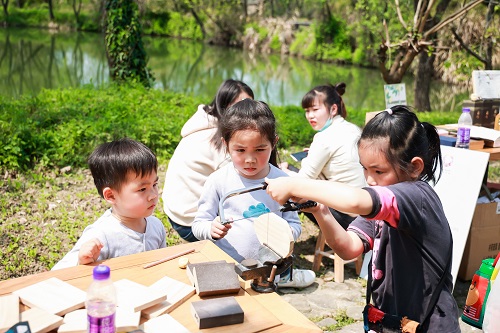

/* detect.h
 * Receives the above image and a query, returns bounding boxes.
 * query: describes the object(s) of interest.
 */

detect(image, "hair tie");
[385,108,393,115]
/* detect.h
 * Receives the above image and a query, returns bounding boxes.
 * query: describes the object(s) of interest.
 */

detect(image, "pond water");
[0,27,469,111]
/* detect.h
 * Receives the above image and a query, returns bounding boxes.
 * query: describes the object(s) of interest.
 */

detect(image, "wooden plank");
[0,294,19,333]
[13,277,85,316]
[254,213,294,258]
[141,276,196,319]
[20,307,63,333]
[58,307,141,333]
[245,288,321,332]
[114,279,167,312]
[57,309,86,333]
[142,313,190,333]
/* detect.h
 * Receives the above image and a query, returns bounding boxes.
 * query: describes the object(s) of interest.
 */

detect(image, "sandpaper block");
[185,260,226,285]
[192,262,240,297]
[190,296,244,329]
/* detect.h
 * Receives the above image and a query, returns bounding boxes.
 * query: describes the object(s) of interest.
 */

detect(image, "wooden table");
[0,240,321,333]
[472,145,500,161]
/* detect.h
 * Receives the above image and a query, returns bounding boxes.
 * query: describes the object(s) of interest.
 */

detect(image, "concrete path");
[277,265,484,333]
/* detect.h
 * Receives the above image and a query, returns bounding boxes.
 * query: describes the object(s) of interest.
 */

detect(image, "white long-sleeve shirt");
[299,115,366,188]
[192,163,301,263]
[52,209,166,270]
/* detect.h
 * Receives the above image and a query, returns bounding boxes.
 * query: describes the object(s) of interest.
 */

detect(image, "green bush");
[245,23,269,42]
[162,11,203,40]
[0,85,461,174]
[269,35,281,51]
[0,85,197,172]
[274,105,315,148]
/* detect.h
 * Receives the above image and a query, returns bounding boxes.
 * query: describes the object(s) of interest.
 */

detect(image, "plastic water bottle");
[456,107,472,149]
[86,265,117,333]
[462,258,495,328]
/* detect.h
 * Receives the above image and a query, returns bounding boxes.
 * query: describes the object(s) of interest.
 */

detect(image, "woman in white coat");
[162,80,254,241]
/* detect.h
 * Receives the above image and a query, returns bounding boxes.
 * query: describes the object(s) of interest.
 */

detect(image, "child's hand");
[210,216,232,240]
[265,177,296,205]
[78,238,103,265]
[278,162,289,170]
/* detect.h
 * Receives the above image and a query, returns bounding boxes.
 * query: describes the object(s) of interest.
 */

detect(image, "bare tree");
[376,0,485,111]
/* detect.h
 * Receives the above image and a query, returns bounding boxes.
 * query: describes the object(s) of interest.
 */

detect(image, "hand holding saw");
[219,182,317,225]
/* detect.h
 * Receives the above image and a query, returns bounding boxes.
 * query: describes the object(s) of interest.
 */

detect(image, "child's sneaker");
[277,269,316,288]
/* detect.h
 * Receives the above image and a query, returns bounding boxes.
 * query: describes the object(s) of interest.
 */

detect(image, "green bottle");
[462,258,495,328]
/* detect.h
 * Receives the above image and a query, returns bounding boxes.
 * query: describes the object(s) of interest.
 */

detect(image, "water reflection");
[0,28,469,111]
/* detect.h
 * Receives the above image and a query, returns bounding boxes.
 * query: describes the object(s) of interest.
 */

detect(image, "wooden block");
[0,294,19,333]
[13,277,85,316]
[114,279,167,312]
[57,309,86,333]
[190,297,244,329]
[192,263,240,297]
[186,260,226,286]
[20,307,63,333]
[141,276,195,319]
[142,313,190,333]
[254,213,294,258]
[58,308,140,333]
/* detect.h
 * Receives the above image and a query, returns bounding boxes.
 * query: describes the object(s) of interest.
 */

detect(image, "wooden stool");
[312,230,363,282]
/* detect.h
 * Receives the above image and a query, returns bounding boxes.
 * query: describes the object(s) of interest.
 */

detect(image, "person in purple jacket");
[265,105,460,332]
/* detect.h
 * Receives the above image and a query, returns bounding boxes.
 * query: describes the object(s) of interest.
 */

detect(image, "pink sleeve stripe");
[370,186,400,228]
[348,226,373,249]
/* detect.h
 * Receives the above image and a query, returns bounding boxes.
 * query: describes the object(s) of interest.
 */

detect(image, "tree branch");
[450,27,486,65]
[418,0,436,34]
[425,0,484,37]
[394,0,407,30]
[413,0,424,32]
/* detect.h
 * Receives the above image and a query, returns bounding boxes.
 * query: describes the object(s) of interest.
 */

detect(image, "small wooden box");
[464,100,500,129]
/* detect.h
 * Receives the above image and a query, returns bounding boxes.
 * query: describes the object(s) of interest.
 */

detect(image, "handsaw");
[219,182,317,225]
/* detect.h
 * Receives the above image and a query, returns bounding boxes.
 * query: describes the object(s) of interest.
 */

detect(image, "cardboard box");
[458,202,500,281]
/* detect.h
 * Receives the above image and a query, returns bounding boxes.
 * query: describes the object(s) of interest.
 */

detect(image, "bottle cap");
[93,265,111,280]
[462,107,471,113]
[479,258,495,277]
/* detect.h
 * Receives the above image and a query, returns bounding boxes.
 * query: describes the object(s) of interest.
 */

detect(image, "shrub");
[0,85,197,172]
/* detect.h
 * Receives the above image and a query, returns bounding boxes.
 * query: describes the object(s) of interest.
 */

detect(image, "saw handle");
[280,200,317,212]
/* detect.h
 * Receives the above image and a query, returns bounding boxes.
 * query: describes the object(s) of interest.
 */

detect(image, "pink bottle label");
[88,313,116,333]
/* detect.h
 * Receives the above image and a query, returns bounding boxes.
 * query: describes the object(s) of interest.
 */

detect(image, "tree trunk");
[414,52,435,112]
[47,0,55,21]
[189,6,206,39]
[1,0,9,19]
[242,0,247,18]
